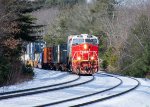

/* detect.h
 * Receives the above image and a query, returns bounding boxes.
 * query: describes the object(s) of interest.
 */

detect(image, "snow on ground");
[0,73,120,107]
[0,68,78,93]
[0,69,149,107]
[86,78,150,107]
[54,75,139,107]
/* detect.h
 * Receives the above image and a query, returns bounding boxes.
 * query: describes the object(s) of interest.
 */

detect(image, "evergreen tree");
[0,0,42,85]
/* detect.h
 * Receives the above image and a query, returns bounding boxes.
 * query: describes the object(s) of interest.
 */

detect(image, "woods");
[120,14,150,77]
[42,0,150,77]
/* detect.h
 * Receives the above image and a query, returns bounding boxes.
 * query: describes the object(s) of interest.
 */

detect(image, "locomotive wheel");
[59,66,62,71]
[76,68,80,75]
[53,66,56,71]
[72,67,77,74]
[56,67,59,71]
[92,68,95,74]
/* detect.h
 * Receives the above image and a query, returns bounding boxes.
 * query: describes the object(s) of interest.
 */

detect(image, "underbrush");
[22,64,34,76]
[0,57,34,87]
[0,57,11,86]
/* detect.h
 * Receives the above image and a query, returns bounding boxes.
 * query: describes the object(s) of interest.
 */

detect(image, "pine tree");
[0,0,43,85]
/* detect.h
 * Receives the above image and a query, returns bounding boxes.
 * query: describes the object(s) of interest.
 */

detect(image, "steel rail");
[71,73,140,107]
[36,73,122,107]
[0,75,94,100]
[0,73,79,96]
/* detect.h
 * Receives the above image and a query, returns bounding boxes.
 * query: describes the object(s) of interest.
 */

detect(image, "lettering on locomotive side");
[83,51,89,53]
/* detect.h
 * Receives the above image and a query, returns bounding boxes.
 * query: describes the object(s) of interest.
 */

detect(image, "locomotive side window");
[85,39,98,44]
[92,39,98,44]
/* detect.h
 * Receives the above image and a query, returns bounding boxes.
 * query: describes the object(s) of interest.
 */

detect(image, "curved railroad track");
[36,73,122,107]
[0,72,140,107]
[0,73,79,96]
[72,75,140,107]
[0,74,94,100]
[0,70,76,93]
[46,73,140,107]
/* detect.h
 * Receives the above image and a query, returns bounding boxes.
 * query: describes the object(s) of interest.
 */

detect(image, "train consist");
[25,34,99,75]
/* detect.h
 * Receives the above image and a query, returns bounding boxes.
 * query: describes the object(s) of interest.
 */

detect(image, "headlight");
[83,44,88,50]
[91,56,94,60]
[77,56,81,60]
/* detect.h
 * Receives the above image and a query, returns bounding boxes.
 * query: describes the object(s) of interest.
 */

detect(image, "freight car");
[52,44,68,71]
[37,44,68,71]
[37,47,53,69]
[22,41,46,67]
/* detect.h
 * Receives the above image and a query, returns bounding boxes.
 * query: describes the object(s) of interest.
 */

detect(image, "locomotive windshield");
[73,39,84,44]
[73,38,98,45]
[85,39,98,44]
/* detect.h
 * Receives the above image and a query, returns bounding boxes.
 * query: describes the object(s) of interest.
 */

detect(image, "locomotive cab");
[68,34,99,75]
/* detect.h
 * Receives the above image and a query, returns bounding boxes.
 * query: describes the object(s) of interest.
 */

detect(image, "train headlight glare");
[91,56,94,60]
[77,56,81,60]
[84,44,88,50]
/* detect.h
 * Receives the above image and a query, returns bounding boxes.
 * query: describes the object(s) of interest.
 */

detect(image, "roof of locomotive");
[68,34,98,39]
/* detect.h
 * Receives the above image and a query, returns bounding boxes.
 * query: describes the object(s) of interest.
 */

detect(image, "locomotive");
[27,34,99,75]
[67,34,99,74]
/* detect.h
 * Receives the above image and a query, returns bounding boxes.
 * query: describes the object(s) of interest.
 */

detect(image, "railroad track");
[0,74,94,100]
[0,72,140,107]
[71,74,140,107]
[36,73,122,107]
[41,73,139,107]
[0,73,79,96]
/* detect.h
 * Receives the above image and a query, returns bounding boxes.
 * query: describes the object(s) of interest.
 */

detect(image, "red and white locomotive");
[67,34,99,75]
